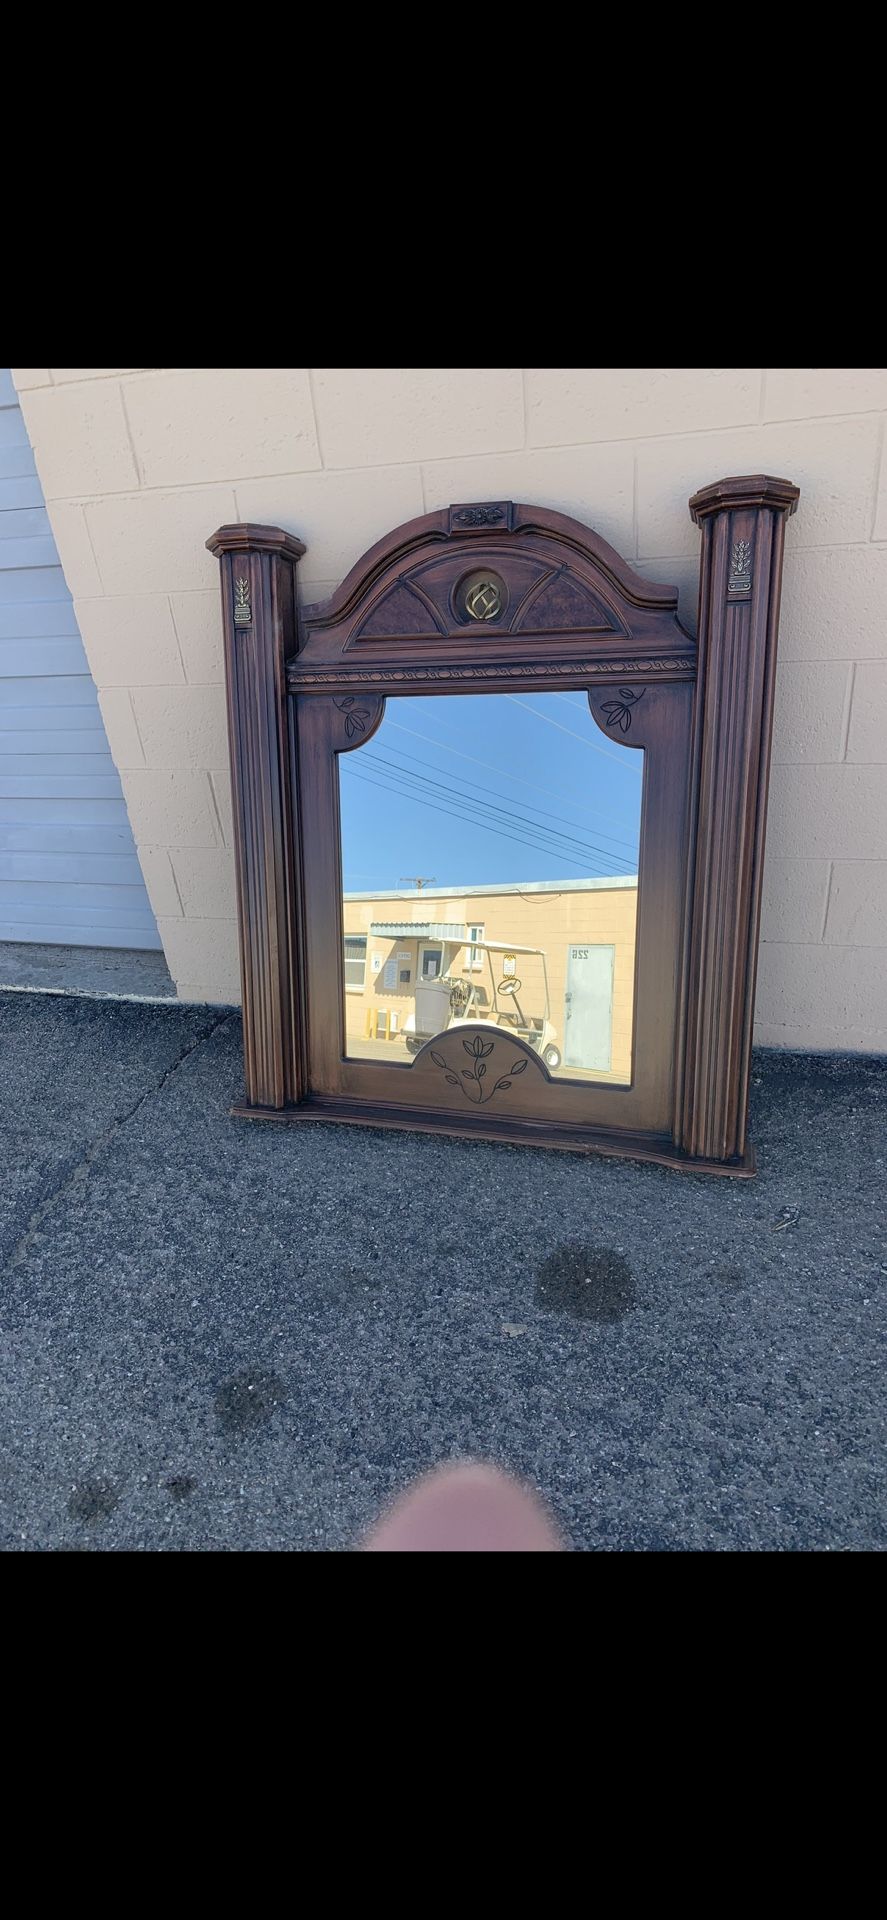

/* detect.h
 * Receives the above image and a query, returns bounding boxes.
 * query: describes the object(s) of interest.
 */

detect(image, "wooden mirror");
[208,476,799,1176]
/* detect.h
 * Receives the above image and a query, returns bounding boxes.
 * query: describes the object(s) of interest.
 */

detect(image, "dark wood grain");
[206,524,306,1108]
[675,476,800,1162]
[209,484,798,1174]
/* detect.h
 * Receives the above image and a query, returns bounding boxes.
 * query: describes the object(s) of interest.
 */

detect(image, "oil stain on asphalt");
[67,1479,119,1523]
[165,1474,197,1500]
[213,1370,286,1436]
[535,1243,636,1322]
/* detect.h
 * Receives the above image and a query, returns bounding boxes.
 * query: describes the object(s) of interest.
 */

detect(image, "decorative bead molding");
[288,657,696,688]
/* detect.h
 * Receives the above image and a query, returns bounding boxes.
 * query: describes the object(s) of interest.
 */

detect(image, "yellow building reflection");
[343,876,638,1084]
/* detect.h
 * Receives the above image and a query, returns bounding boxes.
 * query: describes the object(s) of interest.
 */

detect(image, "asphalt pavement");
[1,990,883,1551]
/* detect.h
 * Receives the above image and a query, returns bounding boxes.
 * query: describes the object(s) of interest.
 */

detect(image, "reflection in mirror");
[339,693,643,1083]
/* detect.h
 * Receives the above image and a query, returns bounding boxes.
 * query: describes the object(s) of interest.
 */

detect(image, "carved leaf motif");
[426,1037,535,1106]
[463,1034,494,1059]
[333,695,372,740]
[729,539,752,589]
[600,688,645,733]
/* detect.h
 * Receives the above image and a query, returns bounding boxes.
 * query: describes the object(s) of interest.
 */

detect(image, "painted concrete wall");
[10,367,887,1050]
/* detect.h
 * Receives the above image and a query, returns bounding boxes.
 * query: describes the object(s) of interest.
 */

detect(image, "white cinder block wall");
[11,367,887,1051]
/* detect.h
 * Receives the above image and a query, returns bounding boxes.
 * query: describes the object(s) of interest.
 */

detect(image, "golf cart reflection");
[404,939,562,1071]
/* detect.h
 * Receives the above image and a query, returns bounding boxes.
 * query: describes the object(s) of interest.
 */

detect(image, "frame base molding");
[229,1098,757,1178]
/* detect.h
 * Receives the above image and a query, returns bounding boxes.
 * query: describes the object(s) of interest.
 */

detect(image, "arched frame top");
[303,499,682,622]
[208,476,799,1177]
[270,500,698,693]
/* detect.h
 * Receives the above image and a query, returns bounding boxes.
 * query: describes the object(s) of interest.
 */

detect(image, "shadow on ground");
[0,991,883,1552]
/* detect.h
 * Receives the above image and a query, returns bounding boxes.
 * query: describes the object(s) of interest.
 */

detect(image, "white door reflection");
[339,691,643,1084]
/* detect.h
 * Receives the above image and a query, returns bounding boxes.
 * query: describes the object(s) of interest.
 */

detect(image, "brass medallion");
[465,578,503,621]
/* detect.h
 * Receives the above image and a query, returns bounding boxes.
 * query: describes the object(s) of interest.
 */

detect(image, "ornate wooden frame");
[208,475,799,1176]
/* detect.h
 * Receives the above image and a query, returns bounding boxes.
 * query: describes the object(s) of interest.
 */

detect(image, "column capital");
[689,474,800,522]
[206,522,306,560]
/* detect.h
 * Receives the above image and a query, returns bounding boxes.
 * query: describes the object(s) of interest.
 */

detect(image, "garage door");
[0,369,161,950]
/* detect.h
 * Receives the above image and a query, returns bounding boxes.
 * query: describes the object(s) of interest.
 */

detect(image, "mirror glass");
[339,692,643,1083]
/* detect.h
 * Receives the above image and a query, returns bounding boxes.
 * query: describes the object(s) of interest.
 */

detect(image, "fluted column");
[675,475,800,1164]
[206,522,306,1110]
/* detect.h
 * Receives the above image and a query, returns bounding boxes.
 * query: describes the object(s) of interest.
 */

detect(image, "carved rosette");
[448,501,513,532]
